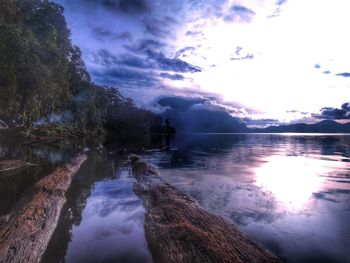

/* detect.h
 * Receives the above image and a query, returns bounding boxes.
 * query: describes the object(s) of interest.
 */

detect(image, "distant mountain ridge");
[256,120,350,133]
[158,97,350,133]
[158,97,247,133]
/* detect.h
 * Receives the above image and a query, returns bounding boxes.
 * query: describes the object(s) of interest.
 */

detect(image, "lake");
[1,134,349,263]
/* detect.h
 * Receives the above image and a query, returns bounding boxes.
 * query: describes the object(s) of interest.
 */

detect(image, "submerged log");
[0,160,35,174]
[0,154,87,263]
[131,156,283,263]
[0,160,37,180]
[23,137,61,146]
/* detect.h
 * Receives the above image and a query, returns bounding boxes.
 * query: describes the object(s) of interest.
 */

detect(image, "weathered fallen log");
[0,160,36,179]
[131,156,283,263]
[0,160,35,173]
[0,154,87,263]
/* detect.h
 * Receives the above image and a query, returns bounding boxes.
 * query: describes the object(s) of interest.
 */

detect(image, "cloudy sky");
[54,0,350,126]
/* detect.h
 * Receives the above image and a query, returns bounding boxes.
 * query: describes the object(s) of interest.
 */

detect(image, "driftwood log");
[131,156,283,263]
[0,154,87,263]
[0,160,35,179]
[23,137,61,146]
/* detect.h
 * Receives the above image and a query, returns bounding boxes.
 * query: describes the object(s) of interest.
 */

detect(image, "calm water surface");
[1,134,349,263]
[0,140,152,263]
[143,134,350,263]
[42,151,153,263]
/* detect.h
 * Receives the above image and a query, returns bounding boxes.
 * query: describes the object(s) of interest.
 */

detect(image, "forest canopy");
[0,0,164,136]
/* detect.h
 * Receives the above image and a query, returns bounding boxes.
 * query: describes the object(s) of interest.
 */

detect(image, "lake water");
[1,134,349,263]
[143,134,350,263]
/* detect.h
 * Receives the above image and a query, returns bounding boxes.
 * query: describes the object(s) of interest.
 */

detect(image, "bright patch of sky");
[55,0,350,125]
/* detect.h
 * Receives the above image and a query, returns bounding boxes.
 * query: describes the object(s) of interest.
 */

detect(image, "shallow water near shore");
[1,134,350,263]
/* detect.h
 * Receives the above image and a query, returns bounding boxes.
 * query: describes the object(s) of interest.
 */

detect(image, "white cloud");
[172,0,350,121]
[56,0,350,122]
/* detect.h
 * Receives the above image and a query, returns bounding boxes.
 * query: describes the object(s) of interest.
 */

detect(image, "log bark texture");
[0,154,87,263]
[131,157,283,263]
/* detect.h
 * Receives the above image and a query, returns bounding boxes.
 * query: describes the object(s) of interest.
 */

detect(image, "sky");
[54,0,350,127]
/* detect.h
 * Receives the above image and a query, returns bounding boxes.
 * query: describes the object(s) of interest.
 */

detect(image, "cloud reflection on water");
[142,134,350,263]
[64,171,152,263]
[255,155,327,209]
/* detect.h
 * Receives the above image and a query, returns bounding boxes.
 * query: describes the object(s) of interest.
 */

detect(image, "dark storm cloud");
[175,47,196,58]
[93,31,133,42]
[335,72,350,77]
[55,0,203,97]
[157,96,247,114]
[92,27,133,42]
[155,96,248,132]
[92,48,201,74]
[144,16,177,38]
[119,0,149,13]
[144,20,170,38]
[91,49,116,66]
[117,54,152,69]
[316,103,350,119]
[93,27,112,38]
[160,73,185,81]
[89,45,200,91]
[125,39,166,53]
[156,95,253,117]
[84,0,150,14]
[92,67,158,89]
[224,5,256,23]
[91,49,155,70]
[112,32,133,41]
[146,50,202,73]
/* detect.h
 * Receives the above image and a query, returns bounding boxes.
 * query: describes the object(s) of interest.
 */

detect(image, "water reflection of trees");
[42,152,125,262]
[0,139,101,217]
